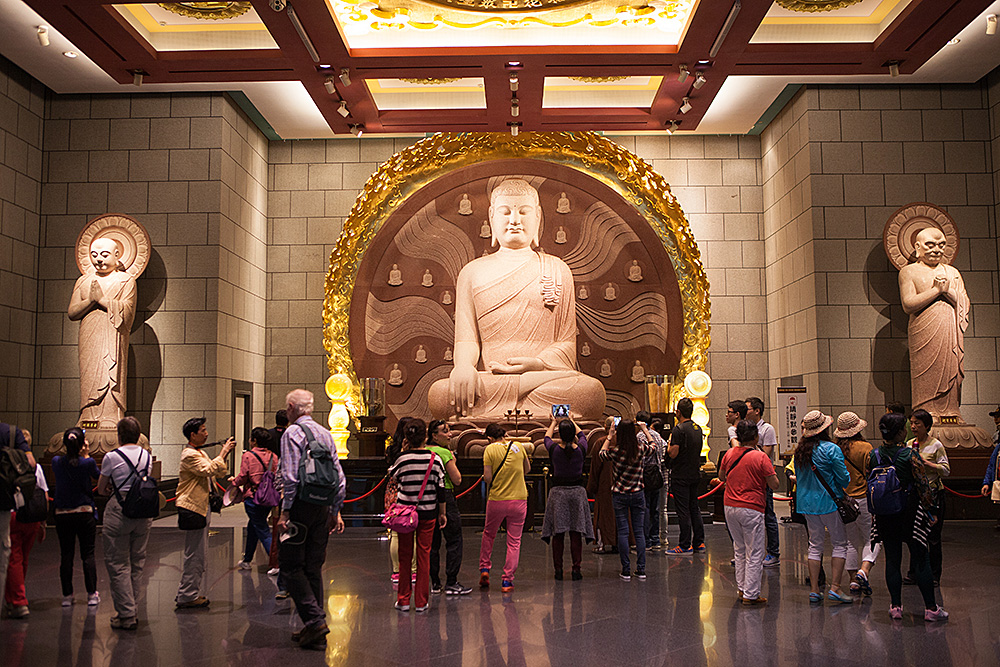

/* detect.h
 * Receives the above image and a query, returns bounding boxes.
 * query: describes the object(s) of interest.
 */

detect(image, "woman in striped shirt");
[387,419,447,612]
[600,420,652,581]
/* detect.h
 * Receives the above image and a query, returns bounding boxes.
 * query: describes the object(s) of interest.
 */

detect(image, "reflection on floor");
[2,519,999,666]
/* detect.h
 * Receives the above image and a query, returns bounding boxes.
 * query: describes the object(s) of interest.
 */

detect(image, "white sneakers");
[88,592,101,606]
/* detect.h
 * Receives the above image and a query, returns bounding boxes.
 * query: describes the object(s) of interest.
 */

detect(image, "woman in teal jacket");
[793,410,852,604]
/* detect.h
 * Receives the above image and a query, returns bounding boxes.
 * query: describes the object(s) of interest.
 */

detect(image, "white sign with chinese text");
[776,387,807,456]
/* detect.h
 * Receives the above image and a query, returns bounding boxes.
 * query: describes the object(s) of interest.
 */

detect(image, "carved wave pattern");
[365,294,454,355]
[389,365,450,420]
[560,201,639,281]
[605,390,640,418]
[394,201,475,283]
[577,293,667,352]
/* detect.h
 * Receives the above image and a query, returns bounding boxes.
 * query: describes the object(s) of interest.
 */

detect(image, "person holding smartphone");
[542,414,593,580]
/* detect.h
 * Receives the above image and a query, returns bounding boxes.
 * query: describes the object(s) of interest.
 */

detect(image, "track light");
[888,61,900,77]
[324,77,336,94]
[286,5,320,63]
[680,97,692,114]
[693,72,706,89]
[36,26,49,47]
[989,14,997,35]
[509,74,518,92]
[511,99,519,117]
[350,124,363,136]
[709,0,741,58]
[337,100,350,118]
[340,68,351,86]
[511,124,519,137]
[133,72,142,86]
[677,64,689,83]
[666,120,678,134]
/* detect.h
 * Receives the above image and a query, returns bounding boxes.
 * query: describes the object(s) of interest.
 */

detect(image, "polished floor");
[3,511,1000,667]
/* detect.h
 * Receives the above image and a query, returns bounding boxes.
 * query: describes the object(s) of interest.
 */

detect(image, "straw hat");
[801,410,833,438]
[833,411,867,439]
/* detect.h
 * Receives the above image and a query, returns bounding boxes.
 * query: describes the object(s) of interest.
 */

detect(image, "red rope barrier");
[943,485,988,500]
[342,476,386,504]
[454,476,484,499]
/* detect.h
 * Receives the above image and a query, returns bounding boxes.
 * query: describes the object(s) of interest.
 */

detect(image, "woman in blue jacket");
[793,410,852,604]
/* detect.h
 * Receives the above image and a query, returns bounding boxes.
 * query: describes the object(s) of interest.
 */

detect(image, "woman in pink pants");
[479,424,531,593]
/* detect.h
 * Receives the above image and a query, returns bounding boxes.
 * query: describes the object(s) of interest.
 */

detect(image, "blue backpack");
[867,449,907,515]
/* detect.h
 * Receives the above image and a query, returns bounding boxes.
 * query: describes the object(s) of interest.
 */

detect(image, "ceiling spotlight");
[36,26,49,47]
[509,74,518,92]
[337,100,350,118]
[678,64,689,83]
[666,120,679,134]
[339,68,351,86]
[324,77,336,94]
[133,71,142,86]
[63,51,78,59]
[511,99,519,117]
[350,124,363,137]
[680,97,692,114]
[947,38,961,45]
[888,61,900,77]
[511,124,519,137]
[506,61,522,69]
[987,14,998,35]
[318,64,332,70]
[693,72,707,89]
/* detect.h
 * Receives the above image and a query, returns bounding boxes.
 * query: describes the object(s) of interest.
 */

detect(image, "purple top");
[544,432,588,480]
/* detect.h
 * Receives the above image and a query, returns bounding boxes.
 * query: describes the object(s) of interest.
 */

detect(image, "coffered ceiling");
[2,0,998,138]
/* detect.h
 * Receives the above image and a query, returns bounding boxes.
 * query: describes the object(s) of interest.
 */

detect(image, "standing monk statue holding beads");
[427,179,605,420]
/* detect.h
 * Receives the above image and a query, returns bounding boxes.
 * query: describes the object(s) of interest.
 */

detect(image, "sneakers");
[238,561,253,571]
[415,604,429,613]
[431,583,443,595]
[742,596,767,606]
[665,546,693,556]
[87,592,100,606]
[267,567,280,576]
[572,570,583,581]
[924,606,949,622]
[854,571,873,596]
[62,595,74,607]
[889,606,903,620]
[175,596,210,609]
[762,555,780,568]
[8,605,29,619]
[620,570,631,581]
[394,601,410,612]
[110,615,138,630]
[694,543,707,553]
[501,579,514,593]
[479,571,490,589]
[445,583,473,596]
[296,622,330,649]
[275,590,289,600]
[634,570,647,581]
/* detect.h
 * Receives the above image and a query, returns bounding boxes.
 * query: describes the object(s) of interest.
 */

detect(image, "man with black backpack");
[277,389,345,650]
[97,417,154,631]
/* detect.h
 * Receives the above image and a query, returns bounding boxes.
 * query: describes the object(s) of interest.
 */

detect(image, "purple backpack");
[250,451,280,507]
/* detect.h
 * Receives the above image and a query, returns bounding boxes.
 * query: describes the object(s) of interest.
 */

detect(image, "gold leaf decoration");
[774,0,864,12]
[568,76,631,83]
[158,2,252,20]
[398,77,464,85]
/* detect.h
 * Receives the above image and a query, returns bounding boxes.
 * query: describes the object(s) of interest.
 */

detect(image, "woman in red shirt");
[234,428,279,571]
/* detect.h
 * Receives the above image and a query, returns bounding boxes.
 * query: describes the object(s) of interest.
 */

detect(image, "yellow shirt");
[484,441,528,501]
[176,446,229,516]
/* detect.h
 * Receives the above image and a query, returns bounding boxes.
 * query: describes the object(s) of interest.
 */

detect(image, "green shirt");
[428,445,455,491]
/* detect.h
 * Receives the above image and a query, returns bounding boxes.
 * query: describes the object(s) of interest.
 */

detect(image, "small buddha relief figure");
[459,193,473,216]
[388,363,404,386]
[444,346,453,361]
[415,345,428,363]
[603,283,617,301]
[422,269,434,287]
[479,220,491,238]
[628,260,643,282]
[482,248,490,257]
[578,285,589,300]
[580,342,591,357]
[388,263,403,286]
[556,192,571,214]
[599,359,612,378]
[441,290,453,305]
[630,360,645,383]
[555,226,568,244]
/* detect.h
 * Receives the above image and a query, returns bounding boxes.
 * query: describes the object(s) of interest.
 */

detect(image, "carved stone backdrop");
[349,159,685,421]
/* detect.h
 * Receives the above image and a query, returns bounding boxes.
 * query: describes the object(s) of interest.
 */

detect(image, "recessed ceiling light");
[63,51,78,58]
[947,38,960,45]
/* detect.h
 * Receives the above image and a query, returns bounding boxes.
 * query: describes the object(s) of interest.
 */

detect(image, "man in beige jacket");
[175,417,234,609]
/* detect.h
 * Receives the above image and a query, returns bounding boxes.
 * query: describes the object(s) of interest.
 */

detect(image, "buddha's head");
[914,227,947,267]
[488,179,541,250]
[90,237,121,276]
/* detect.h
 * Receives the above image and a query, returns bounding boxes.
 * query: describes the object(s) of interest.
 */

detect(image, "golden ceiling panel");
[157,2,252,20]
[774,0,864,12]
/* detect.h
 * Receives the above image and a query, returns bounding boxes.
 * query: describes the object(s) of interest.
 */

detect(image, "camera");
[551,404,570,418]
[270,0,287,11]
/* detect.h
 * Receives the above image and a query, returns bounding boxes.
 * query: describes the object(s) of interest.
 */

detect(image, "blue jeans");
[612,491,646,573]
[764,487,779,558]
[243,499,273,562]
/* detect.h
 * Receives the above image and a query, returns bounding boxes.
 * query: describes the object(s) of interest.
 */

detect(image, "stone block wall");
[0,56,44,430]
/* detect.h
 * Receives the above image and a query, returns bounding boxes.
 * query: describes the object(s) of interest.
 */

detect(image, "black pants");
[279,500,330,628]
[879,513,936,609]
[671,479,704,550]
[907,495,945,583]
[55,512,98,596]
[430,490,462,587]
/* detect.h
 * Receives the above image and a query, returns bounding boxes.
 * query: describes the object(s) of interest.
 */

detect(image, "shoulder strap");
[844,445,865,475]
[416,453,436,502]
[250,449,274,472]
[809,452,842,501]
[109,449,145,504]
[494,442,513,476]
[723,447,752,477]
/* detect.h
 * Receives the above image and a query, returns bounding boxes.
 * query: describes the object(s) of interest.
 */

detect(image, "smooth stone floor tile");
[2,515,1000,667]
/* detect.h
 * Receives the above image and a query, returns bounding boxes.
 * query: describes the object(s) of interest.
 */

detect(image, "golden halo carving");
[322,131,711,415]
[568,76,630,83]
[399,77,463,85]
[75,214,152,279]
[775,0,864,12]
[158,2,252,20]
[882,202,959,271]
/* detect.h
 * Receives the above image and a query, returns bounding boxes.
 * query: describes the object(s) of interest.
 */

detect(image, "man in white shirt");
[746,397,779,567]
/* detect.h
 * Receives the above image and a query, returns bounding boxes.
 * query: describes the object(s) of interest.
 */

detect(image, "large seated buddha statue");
[427,179,606,420]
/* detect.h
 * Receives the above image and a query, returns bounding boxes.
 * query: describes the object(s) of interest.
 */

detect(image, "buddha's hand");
[488,357,544,374]
[449,364,479,414]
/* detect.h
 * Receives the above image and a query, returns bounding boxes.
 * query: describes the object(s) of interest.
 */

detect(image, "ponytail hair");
[64,427,85,463]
